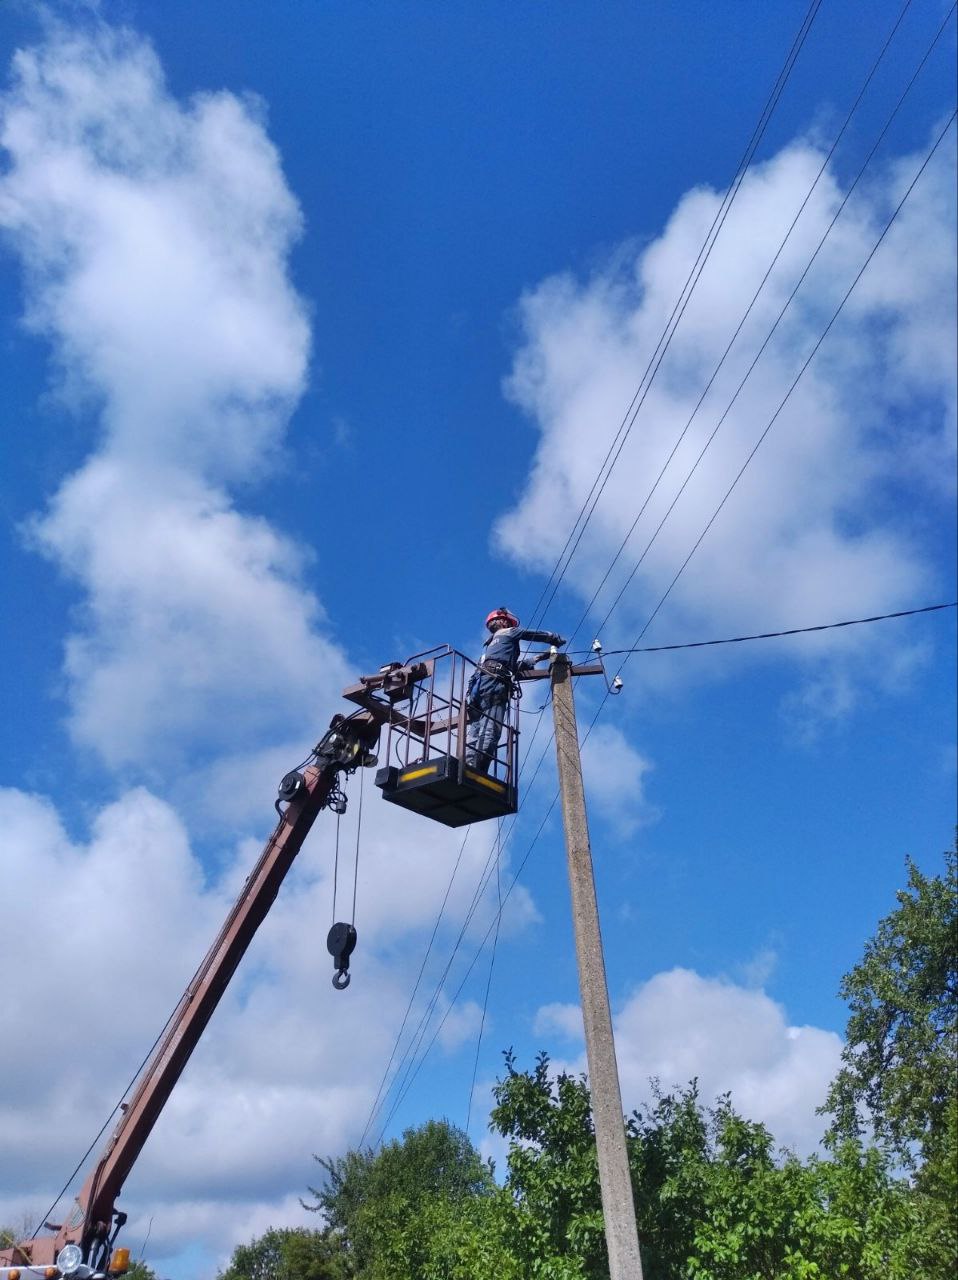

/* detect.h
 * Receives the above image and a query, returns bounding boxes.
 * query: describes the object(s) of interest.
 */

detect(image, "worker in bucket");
[465,607,565,773]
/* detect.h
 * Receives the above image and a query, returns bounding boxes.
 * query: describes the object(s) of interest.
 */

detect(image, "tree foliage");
[823,842,957,1168]
[126,1263,159,1280]
[490,1052,927,1280]
[232,838,956,1278]
[217,1226,348,1280]
[822,838,957,1271]
[306,1118,494,1277]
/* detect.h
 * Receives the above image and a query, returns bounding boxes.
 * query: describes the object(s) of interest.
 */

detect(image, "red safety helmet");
[486,606,519,631]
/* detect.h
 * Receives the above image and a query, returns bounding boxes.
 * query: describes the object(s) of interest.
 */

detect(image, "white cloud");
[537,968,843,1156]
[580,722,657,835]
[0,26,538,1273]
[0,781,531,1271]
[0,21,349,770]
[533,1001,583,1040]
[495,138,956,721]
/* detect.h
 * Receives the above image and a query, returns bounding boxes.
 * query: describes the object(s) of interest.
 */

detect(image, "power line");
[466,822,502,1132]
[360,697,563,1145]
[376,0,825,1148]
[356,826,474,1148]
[376,597,958,1138]
[588,11,957,652]
[368,722,564,1143]
[610,108,957,680]
[563,0,942,653]
[582,602,957,657]
[525,0,825,634]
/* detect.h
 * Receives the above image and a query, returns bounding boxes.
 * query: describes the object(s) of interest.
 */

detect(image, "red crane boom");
[1,707,381,1276]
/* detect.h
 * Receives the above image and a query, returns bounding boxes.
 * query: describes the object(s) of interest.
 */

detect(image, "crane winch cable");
[525,0,826,635]
[562,0,949,654]
[330,809,342,926]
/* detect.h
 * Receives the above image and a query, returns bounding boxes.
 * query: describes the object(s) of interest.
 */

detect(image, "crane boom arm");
[7,709,382,1271]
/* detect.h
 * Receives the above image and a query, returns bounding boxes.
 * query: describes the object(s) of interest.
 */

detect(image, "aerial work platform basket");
[342,646,518,828]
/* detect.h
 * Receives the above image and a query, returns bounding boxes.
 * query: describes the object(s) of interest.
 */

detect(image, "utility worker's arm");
[517,628,566,647]
[516,630,566,674]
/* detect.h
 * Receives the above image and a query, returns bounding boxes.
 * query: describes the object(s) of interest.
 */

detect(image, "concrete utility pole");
[551,653,644,1280]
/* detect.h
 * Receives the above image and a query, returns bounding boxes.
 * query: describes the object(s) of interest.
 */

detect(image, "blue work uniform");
[465,626,559,772]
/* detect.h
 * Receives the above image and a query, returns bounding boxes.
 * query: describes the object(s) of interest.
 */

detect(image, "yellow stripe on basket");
[464,770,506,793]
[400,765,439,783]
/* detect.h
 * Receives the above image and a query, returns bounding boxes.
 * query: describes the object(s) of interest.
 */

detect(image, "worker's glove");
[550,633,566,647]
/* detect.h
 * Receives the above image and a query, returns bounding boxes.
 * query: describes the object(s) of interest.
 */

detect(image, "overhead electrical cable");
[466,822,503,1132]
[564,0,943,652]
[362,726,562,1144]
[608,110,958,683]
[356,825,474,1147]
[525,0,826,634]
[576,602,957,657]
[590,52,958,650]
[370,0,826,1147]
[389,105,958,1137]
[375,791,561,1144]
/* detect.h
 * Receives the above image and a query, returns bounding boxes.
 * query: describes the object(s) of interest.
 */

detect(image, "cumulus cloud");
[495,137,956,717]
[537,968,843,1156]
[0,23,538,1273]
[0,780,530,1268]
[0,20,348,770]
[580,722,657,835]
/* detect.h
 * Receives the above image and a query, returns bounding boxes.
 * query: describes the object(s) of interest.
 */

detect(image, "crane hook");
[327,921,357,992]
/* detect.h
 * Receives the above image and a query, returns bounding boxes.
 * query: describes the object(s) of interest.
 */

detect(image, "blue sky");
[0,1,955,1275]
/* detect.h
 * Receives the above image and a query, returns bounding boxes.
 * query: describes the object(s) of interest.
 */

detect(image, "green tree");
[307,1118,493,1277]
[823,842,957,1175]
[126,1263,159,1280]
[490,1052,930,1280]
[822,839,957,1273]
[217,1226,348,1280]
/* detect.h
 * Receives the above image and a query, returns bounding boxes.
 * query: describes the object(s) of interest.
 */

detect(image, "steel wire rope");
[524,0,825,635]
[350,765,364,925]
[562,0,937,654]
[605,111,957,685]
[588,48,957,652]
[330,808,342,926]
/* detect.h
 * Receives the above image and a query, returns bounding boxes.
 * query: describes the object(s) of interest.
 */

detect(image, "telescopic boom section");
[2,708,381,1272]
